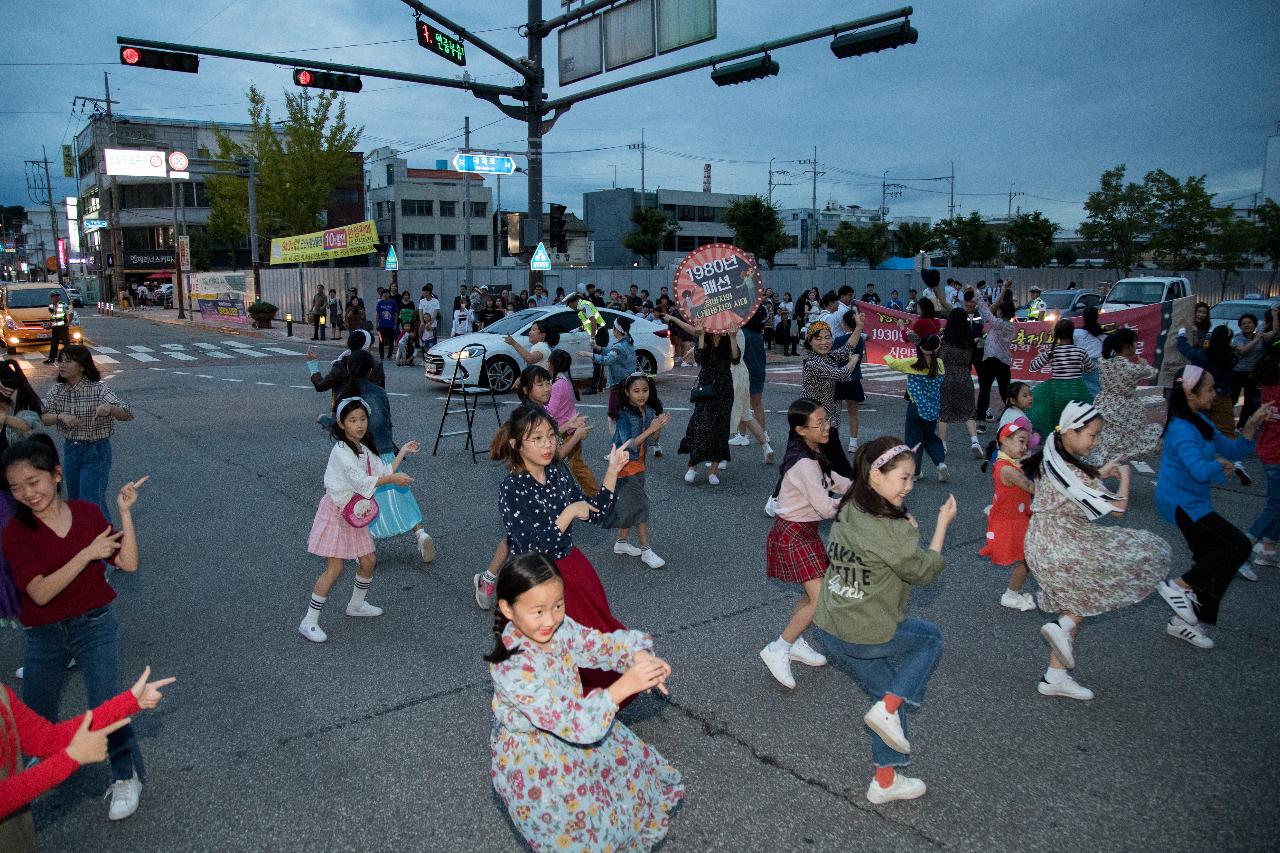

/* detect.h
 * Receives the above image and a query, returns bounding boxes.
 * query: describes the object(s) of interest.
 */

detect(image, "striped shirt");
[801,343,852,429]
[41,380,129,442]
[1030,344,1094,380]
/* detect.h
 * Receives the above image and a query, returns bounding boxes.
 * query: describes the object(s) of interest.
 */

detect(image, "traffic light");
[505,212,525,256]
[293,69,363,93]
[830,21,918,59]
[119,46,199,74]
[549,204,567,254]
[710,54,779,87]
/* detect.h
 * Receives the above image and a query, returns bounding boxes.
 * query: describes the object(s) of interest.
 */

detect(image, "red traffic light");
[121,47,141,65]
[296,70,313,86]
[292,68,362,93]
[118,46,198,73]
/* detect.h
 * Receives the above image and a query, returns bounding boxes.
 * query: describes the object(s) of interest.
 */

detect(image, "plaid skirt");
[307,495,375,560]
[766,517,828,583]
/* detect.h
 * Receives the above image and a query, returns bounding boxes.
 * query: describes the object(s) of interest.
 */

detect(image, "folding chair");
[432,344,503,462]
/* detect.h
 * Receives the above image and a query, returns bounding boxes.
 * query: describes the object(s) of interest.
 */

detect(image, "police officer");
[565,290,607,393]
[1025,286,1046,322]
[45,290,69,364]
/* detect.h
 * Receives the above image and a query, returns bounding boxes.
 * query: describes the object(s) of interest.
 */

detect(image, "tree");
[934,212,999,267]
[1005,211,1059,267]
[188,227,212,272]
[893,221,935,256]
[1205,213,1258,299]
[1144,170,1217,271]
[824,222,856,266]
[846,222,890,268]
[1052,244,1079,268]
[1252,199,1280,295]
[723,195,790,269]
[1079,165,1155,275]
[622,205,678,268]
[206,85,363,260]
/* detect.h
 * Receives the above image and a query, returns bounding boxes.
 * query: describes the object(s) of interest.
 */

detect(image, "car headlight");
[2,316,14,330]
[452,345,484,360]
[72,331,82,340]
[1046,311,1059,322]
[70,312,79,325]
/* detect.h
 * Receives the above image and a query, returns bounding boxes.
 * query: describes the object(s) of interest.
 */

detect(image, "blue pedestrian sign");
[530,242,551,272]
[452,153,518,175]
[384,244,399,271]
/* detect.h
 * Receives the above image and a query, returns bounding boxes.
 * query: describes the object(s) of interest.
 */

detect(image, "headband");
[871,443,916,471]
[1043,419,1121,521]
[335,396,367,419]
[805,321,831,340]
[1054,400,1099,434]
[1177,364,1205,391]
[357,329,373,351]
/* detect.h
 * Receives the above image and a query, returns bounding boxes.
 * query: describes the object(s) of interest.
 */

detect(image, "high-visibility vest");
[49,303,68,327]
[576,300,604,335]
[1026,297,1046,321]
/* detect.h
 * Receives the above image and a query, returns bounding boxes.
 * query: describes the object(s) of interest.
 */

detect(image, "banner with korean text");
[269,220,379,265]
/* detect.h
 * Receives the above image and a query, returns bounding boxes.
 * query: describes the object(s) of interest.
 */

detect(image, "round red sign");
[168,151,189,172]
[671,243,764,333]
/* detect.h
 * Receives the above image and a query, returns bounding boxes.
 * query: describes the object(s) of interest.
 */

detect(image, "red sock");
[883,693,903,714]
[875,766,896,788]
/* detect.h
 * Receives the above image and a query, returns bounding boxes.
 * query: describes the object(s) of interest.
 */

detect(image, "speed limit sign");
[168,150,189,172]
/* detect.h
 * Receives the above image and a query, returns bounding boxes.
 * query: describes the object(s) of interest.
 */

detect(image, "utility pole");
[628,128,646,206]
[105,73,123,301]
[463,114,472,287]
[72,78,119,300]
[1007,183,1024,220]
[525,0,544,288]
[170,170,186,318]
[948,160,955,221]
[799,148,823,269]
[39,147,64,286]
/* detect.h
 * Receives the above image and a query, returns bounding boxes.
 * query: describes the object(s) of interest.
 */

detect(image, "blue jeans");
[815,619,943,768]
[1081,369,1100,398]
[904,402,946,469]
[22,605,144,782]
[62,438,113,525]
[1249,464,1280,543]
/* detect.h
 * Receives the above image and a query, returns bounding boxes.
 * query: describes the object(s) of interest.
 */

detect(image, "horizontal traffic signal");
[830,21,918,59]
[119,46,199,74]
[711,54,779,87]
[293,69,363,93]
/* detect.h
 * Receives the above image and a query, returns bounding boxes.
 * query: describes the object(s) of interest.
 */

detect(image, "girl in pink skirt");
[760,398,852,689]
[299,397,418,643]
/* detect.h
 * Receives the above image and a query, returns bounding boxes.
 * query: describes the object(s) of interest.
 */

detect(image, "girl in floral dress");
[486,552,683,852]
[1091,329,1162,464]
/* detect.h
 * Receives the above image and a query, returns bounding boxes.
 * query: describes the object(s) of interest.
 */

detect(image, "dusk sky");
[2,0,1277,231]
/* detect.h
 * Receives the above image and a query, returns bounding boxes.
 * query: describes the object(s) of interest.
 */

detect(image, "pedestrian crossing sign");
[384,245,399,271]
[530,242,551,272]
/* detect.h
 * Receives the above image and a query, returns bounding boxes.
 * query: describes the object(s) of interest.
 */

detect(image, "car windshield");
[1106,282,1164,305]
[1210,302,1272,322]
[477,308,543,335]
[5,288,63,308]
[1041,292,1076,308]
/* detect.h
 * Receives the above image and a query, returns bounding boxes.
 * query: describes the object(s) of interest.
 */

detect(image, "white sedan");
[423,305,674,393]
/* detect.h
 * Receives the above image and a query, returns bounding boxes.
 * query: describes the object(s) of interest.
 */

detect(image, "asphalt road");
[9,312,1278,852]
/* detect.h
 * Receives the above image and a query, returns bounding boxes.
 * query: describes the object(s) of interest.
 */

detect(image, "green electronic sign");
[416,21,466,66]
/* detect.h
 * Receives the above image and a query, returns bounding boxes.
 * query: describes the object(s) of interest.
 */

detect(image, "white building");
[774,204,884,267]
[365,146,493,269]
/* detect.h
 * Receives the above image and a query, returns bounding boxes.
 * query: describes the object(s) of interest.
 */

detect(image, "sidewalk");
[105,307,349,351]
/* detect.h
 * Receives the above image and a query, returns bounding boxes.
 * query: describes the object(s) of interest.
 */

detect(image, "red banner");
[855,299,1177,383]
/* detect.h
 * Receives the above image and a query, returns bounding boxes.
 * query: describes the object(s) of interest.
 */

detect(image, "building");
[364,146,493,269]
[583,187,747,268]
[774,204,884,268]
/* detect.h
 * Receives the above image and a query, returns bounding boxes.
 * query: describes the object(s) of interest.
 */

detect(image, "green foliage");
[206,85,363,261]
[247,299,277,314]
[933,212,1000,267]
[843,222,890,268]
[1251,199,1280,292]
[1205,213,1258,298]
[188,227,212,272]
[622,206,678,268]
[1144,170,1217,271]
[723,195,790,269]
[893,221,935,256]
[1005,211,1059,267]
[1080,165,1155,275]
[1052,244,1079,268]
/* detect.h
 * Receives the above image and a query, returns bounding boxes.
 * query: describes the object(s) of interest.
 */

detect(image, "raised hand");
[652,413,671,431]
[116,476,149,513]
[83,527,124,562]
[400,439,421,455]
[565,415,588,433]
[65,710,133,766]
[306,346,318,360]
[129,666,177,710]
[606,441,631,473]
[937,494,958,526]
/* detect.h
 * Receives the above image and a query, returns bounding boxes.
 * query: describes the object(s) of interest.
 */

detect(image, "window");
[439,234,458,251]
[402,199,433,217]
[698,206,718,223]
[120,184,172,209]
[677,235,696,252]
[470,234,488,251]
[439,200,457,218]
[696,235,717,247]
[404,233,434,251]
[662,234,677,251]
[471,201,487,218]
[546,311,583,336]
[677,205,695,221]
[662,204,677,216]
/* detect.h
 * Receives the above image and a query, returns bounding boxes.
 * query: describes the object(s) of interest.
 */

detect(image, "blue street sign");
[530,242,551,272]
[83,219,109,232]
[384,244,399,271]
[452,153,517,175]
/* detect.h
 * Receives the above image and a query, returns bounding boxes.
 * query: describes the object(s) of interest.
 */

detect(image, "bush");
[247,300,277,314]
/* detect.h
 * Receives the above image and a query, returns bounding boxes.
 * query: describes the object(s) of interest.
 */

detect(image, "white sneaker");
[788,636,827,667]
[759,643,796,688]
[970,441,983,459]
[345,600,384,617]
[1167,616,1214,649]
[936,463,949,483]
[298,621,327,643]
[640,548,666,569]
[1037,674,1094,701]
[106,773,142,821]
[1039,622,1075,668]
[718,458,729,470]
[417,530,436,563]
[684,468,697,484]
[1254,544,1278,566]
[866,774,926,804]
[14,666,21,679]
[763,442,775,464]
[1000,590,1036,612]
[863,700,910,753]
[708,473,720,486]
[765,495,779,517]
[473,573,495,610]
[1238,564,1259,582]
[729,433,750,446]
[1158,580,1199,625]
[614,540,643,557]
[652,442,663,458]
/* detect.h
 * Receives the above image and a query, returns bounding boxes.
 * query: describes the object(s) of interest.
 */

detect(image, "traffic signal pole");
[526,0,545,288]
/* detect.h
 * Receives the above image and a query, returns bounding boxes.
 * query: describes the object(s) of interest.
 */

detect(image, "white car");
[424,306,674,393]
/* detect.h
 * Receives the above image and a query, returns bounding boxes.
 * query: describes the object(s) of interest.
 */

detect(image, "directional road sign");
[84,219,109,232]
[452,153,518,176]
[530,242,551,272]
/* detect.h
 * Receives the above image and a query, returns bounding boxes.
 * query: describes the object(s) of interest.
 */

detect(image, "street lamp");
[285,312,294,336]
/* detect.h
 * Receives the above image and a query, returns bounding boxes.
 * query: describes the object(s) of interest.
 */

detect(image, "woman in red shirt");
[0,435,150,822]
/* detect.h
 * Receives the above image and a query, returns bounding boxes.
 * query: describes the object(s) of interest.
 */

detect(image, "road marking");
[289,384,312,389]
[203,350,233,359]
[196,374,215,379]
[21,353,42,362]
[1132,461,1155,474]
[220,378,243,382]
[221,340,255,347]
[388,392,409,397]
[193,343,218,349]
[127,345,155,352]
[94,354,119,364]
[94,346,120,354]
[160,343,186,349]
[255,381,277,386]
[264,347,304,356]
[126,352,160,362]
[233,348,270,358]
[173,370,191,375]
[163,352,197,361]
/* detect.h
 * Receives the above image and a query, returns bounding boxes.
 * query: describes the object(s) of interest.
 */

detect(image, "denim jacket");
[594,337,636,387]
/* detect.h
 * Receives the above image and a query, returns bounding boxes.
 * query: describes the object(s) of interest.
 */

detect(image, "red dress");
[979,459,1032,566]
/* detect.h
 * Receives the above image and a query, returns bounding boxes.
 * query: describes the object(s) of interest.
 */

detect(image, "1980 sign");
[672,243,764,333]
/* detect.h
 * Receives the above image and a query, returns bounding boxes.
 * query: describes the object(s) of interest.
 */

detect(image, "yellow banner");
[269,220,379,265]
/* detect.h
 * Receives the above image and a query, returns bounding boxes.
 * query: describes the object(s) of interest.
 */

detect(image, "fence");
[254,264,1277,320]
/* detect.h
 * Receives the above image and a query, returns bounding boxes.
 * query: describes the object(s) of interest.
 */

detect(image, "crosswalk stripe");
[221,340,254,348]
[193,343,218,349]
[233,348,269,358]
[127,345,155,352]
[126,352,160,362]
[94,346,120,354]
[94,354,119,364]
[163,352,197,361]
[160,343,186,350]
[264,347,303,356]
[204,350,233,359]
[20,353,42,362]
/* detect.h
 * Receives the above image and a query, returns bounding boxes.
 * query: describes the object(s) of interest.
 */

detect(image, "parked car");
[0,283,84,353]
[1209,297,1278,335]
[156,283,175,308]
[1015,289,1102,323]
[424,306,674,393]
[1100,276,1191,314]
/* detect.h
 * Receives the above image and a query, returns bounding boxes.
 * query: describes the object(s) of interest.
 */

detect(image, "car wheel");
[484,356,519,393]
[636,350,657,375]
